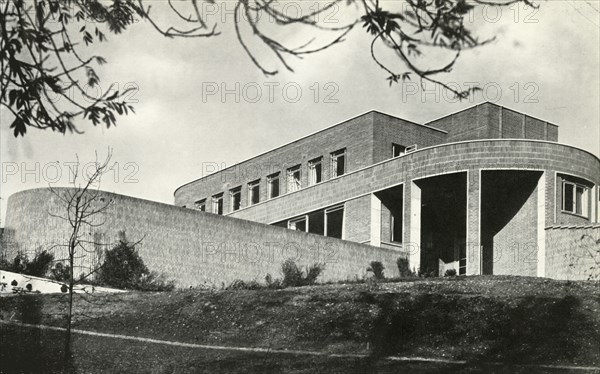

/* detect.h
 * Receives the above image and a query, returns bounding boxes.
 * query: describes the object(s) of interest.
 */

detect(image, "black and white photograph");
[0,0,599,372]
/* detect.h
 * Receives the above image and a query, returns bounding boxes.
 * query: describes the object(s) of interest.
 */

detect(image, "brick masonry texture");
[4,104,598,282]
[427,103,558,142]
[2,188,401,287]
[492,183,539,277]
[545,225,600,280]
[225,139,598,277]
[228,140,599,227]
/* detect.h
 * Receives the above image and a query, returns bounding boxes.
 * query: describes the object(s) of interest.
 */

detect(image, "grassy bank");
[1,276,598,373]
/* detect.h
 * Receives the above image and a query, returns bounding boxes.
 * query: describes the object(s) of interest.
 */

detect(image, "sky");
[1,0,599,224]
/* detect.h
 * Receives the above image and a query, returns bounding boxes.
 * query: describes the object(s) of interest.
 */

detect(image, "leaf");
[10,117,27,137]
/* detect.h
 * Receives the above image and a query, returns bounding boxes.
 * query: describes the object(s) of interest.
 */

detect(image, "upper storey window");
[248,179,260,205]
[562,181,589,218]
[194,199,206,211]
[230,187,241,211]
[267,172,280,199]
[392,143,406,157]
[392,143,417,157]
[331,149,346,178]
[308,157,322,186]
[287,165,301,193]
[212,193,223,215]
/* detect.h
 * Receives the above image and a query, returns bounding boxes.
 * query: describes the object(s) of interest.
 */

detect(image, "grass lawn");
[1,276,599,373]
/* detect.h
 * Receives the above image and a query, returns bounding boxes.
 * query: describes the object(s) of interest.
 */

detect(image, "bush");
[396,257,414,277]
[98,240,173,291]
[98,240,149,289]
[136,271,175,292]
[50,262,71,282]
[265,274,282,289]
[367,261,385,280]
[26,251,54,277]
[226,279,263,290]
[444,269,457,277]
[0,250,55,278]
[281,260,324,288]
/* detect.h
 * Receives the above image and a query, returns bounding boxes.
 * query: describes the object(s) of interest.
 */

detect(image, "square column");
[466,170,481,275]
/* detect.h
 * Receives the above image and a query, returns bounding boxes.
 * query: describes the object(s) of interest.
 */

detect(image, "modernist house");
[174,102,600,278]
[3,102,599,285]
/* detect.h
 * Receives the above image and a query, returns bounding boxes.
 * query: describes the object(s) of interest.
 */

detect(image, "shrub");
[265,273,282,289]
[226,279,263,290]
[26,251,54,277]
[0,250,54,277]
[50,262,71,282]
[367,261,385,280]
[4,252,28,274]
[98,240,173,291]
[305,264,324,285]
[136,271,175,291]
[281,260,324,288]
[98,240,149,289]
[396,257,414,277]
[444,269,457,277]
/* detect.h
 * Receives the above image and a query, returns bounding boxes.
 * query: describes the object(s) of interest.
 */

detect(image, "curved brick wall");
[2,188,402,287]
[226,140,600,227]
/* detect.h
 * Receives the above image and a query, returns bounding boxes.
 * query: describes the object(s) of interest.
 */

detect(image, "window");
[562,181,589,217]
[330,149,346,177]
[286,205,344,238]
[390,214,402,243]
[288,216,307,232]
[308,157,322,185]
[230,187,241,211]
[392,143,406,157]
[267,172,280,199]
[393,143,417,157]
[248,179,260,205]
[212,193,223,215]
[287,165,301,193]
[325,206,344,239]
[194,199,206,211]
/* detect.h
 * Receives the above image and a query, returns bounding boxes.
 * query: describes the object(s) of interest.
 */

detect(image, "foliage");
[226,279,263,291]
[26,250,55,277]
[445,269,458,277]
[50,262,72,282]
[0,0,537,136]
[136,271,175,292]
[0,250,55,277]
[367,261,385,280]
[264,273,282,289]
[97,240,174,291]
[281,260,325,288]
[98,240,148,289]
[396,257,414,278]
[1,0,137,136]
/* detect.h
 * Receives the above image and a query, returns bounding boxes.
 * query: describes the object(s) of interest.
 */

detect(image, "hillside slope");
[1,276,599,373]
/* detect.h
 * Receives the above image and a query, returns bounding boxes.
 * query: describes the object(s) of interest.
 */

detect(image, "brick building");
[3,102,599,284]
[174,102,600,278]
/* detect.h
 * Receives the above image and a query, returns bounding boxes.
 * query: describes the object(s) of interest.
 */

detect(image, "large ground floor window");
[275,204,344,239]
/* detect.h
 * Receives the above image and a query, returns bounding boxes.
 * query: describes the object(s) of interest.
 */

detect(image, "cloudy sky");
[1,0,599,224]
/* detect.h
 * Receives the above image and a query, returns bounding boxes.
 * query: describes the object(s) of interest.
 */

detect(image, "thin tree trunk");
[64,241,75,366]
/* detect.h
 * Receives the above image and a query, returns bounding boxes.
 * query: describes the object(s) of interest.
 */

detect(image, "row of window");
[194,148,346,214]
[274,205,345,239]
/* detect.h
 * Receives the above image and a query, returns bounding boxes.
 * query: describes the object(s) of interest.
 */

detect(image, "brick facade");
[3,103,598,283]
[545,225,600,280]
[2,189,401,287]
